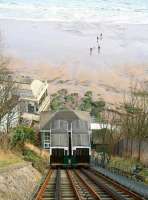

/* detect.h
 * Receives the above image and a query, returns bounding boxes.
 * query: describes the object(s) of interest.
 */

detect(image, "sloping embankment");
[0,162,41,200]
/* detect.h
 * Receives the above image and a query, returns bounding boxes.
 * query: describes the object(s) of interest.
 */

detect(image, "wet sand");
[0,19,148,103]
[1,19,148,69]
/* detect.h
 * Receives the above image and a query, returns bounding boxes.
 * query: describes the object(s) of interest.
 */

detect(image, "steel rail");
[55,169,61,200]
[74,169,102,200]
[91,168,145,200]
[35,169,53,200]
[66,170,83,200]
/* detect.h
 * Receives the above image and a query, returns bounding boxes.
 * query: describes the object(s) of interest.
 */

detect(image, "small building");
[18,79,50,123]
[0,79,50,132]
[40,110,91,166]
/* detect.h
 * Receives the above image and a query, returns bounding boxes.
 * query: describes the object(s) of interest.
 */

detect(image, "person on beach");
[97,36,99,43]
[98,45,100,54]
[90,47,93,56]
[100,33,103,40]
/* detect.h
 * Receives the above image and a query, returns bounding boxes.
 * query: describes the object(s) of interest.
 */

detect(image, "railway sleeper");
[90,169,145,200]
[81,169,127,200]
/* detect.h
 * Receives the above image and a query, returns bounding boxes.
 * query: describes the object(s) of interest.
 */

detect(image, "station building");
[40,110,91,165]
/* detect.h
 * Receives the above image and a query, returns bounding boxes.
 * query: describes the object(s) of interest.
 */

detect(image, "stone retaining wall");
[0,162,41,200]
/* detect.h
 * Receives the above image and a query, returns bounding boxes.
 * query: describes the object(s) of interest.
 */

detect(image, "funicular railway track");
[34,168,145,200]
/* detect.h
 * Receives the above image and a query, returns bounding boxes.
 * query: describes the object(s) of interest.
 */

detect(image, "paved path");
[92,165,148,199]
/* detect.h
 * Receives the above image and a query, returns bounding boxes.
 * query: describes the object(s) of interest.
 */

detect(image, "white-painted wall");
[90,123,112,130]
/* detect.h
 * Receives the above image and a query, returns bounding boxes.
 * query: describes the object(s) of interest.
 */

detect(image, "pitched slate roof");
[40,110,91,130]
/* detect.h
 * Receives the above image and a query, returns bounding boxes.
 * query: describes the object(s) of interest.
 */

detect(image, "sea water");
[0,0,148,25]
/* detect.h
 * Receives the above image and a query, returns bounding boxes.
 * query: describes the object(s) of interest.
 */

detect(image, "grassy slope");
[0,146,48,174]
[0,151,23,169]
[109,157,141,172]
[109,157,148,184]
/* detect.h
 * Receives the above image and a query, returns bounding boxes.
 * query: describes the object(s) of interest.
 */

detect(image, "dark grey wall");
[116,138,148,166]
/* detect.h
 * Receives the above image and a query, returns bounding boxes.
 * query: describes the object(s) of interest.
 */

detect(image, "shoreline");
[1,17,148,25]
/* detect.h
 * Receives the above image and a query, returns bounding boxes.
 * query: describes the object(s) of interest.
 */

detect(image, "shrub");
[23,149,48,173]
[50,96,63,111]
[11,126,35,149]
